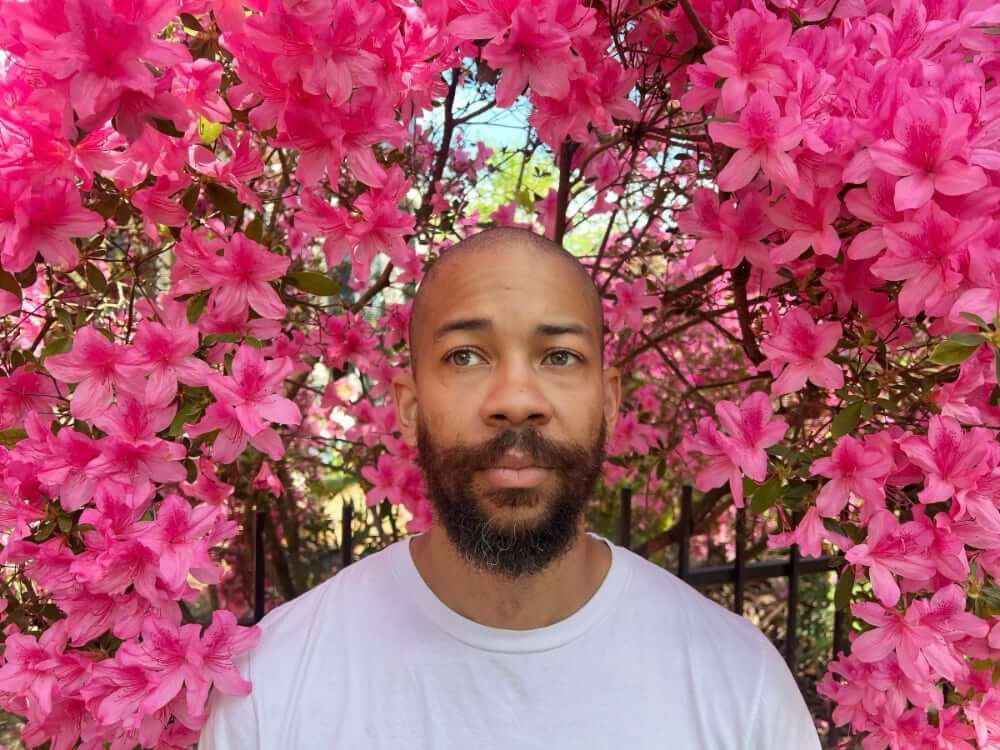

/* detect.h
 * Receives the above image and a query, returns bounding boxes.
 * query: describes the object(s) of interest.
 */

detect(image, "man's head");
[392,227,620,579]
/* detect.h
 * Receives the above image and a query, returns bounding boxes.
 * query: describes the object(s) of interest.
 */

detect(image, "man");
[199,227,821,749]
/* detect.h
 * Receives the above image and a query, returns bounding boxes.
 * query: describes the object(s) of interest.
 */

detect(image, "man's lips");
[481,466,551,489]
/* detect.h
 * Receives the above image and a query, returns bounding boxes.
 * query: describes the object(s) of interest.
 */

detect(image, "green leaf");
[41,336,72,360]
[0,428,27,447]
[834,566,855,610]
[750,476,782,513]
[184,458,198,484]
[245,216,264,243]
[930,340,980,366]
[286,271,339,296]
[186,291,209,324]
[995,348,1000,386]
[84,262,107,293]
[198,116,224,146]
[34,520,56,542]
[205,182,243,217]
[960,311,990,329]
[179,12,204,31]
[181,183,201,212]
[57,515,73,534]
[831,401,863,438]
[948,332,985,347]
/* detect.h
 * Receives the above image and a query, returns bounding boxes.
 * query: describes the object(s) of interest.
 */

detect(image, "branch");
[554,140,578,244]
[678,0,714,53]
[731,260,764,366]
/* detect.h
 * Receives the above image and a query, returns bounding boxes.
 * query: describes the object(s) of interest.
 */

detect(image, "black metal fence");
[251,484,848,744]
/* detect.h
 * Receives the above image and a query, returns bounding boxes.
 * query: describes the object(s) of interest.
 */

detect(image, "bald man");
[199,228,821,749]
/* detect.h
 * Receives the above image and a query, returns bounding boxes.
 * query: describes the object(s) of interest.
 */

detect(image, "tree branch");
[731,260,764,366]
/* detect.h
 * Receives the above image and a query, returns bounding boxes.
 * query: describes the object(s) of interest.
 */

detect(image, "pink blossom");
[900,415,992,502]
[606,279,658,333]
[207,345,301,438]
[202,234,290,321]
[0,179,105,273]
[768,187,842,264]
[811,435,893,518]
[44,326,143,420]
[869,98,987,211]
[846,510,936,607]
[122,320,212,404]
[0,366,60,429]
[707,91,802,195]
[677,189,774,270]
[702,9,792,113]
[758,307,843,395]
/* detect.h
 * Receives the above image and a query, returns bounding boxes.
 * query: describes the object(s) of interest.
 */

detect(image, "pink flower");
[900,415,992,502]
[44,326,143,420]
[362,454,412,508]
[766,505,838,557]
[202,234,290,321]
[187,400,285,463]
[851,601,939,683]
[170,59,232,123]
[0,621,70,719]
[606,279,658,333]
[871,201,985,318]
[122,320,212,404]
[758,307,843,395]
[683,417,745,506]
[207,345,301,438]
[810,435,893,518]
[142,494,230,590]
[845,510,936,607]
[0,366,60,429]
[768,187,842,264]
[677,189,774,270]
[197,610,260,704]
[0,178,105,273]
[702,9,792,113]
[869,98,987,211]
[707,91,802,195]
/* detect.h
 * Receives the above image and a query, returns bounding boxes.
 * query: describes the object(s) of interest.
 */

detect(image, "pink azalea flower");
[170,59,232,124]
[187,400,285,463]
[846,510,936,607]
[714,391,788,483]
[869,98,987,211]
[44,326,143,421]
[844,170,904,260]
[677,189,774,270]
[253,462,282,496]
[606,279,659,333]
[0,620,70,719]
[196,610,261,705]
[758,307,843,395]
[707,90,802,196]
[766,505,841,557]
[122,320,212,404]
[900,415,992,502]
[683,416,746,506]
[702,9,792,113]
[362,453,411,508]
[768,187,842,264]
[207,345,301,438]
[851,601,939,684]
[142,494,230,590]
[181,456,235,505]
[810,435,893,518]
[871,201,985,318]
[0,178,105,273]
[202,234,290,321]
[0,365,60,429]
[188,131,264,210]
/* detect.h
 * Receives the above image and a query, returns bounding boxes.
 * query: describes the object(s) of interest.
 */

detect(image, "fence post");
[253,507,266,624]
[619,487,632,551]
[733,506,746,615]
[785,519,801,668]
[341,500,353,568]
[678,485,692,581]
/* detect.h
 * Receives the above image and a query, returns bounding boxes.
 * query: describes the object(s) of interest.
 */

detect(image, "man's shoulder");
[618,545,774,654]
[249,539,403,659]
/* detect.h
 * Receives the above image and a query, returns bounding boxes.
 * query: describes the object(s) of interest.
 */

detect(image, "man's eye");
[446,349,484,367]
[544,350,580,366]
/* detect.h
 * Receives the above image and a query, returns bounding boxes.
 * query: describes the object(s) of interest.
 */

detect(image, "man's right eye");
[446,349,485,367]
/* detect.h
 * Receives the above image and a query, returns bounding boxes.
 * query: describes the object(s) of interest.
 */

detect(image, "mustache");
[427,428,590,472]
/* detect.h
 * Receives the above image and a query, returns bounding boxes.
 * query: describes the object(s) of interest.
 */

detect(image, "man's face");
[393,243,621,578]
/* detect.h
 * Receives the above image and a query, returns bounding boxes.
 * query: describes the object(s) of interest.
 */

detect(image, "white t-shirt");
[199,532,821,750]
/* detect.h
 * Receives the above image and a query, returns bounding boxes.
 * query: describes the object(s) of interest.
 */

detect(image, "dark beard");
[415,420,607,580]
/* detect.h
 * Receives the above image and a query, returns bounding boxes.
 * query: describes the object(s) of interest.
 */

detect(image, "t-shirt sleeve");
[197,652,260,750]
[745,638,822,750]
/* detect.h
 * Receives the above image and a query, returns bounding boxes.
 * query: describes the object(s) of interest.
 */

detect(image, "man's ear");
[602,366,622,436]
[392,371,418,447]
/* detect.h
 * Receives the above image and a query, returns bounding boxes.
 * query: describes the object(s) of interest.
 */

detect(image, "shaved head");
[407,227,604,373]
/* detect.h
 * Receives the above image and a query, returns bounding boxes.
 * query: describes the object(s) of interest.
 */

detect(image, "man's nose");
[479,359,552,428]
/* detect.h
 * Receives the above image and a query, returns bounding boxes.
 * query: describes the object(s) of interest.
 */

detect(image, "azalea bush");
[0,0,1000,747]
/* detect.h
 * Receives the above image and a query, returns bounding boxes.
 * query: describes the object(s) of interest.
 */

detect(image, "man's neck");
[408,523,612,630]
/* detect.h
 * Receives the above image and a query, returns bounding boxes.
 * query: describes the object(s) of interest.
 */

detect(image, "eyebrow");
[432,318,592,342]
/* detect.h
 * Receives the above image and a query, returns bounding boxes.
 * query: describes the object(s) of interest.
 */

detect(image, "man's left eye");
[544,350,580,366]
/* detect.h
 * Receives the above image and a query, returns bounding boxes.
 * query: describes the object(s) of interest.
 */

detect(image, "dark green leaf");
[181,183,201,212]
[245,216,264,243]
[834,566,855,610]
[831,401,863,438]
[930,340,980,366]
[84,262,107,293]
[186,291,209,324]
[14,263,37,287]
[286,271,339,296]
[750,476,783,513]
[205,183,243,217]
[948,332,985,347]
[151,118,184,138]
[57,515,73,534]
[34,520,56,542]
[184,458,198,484]
[179,12,204,31]
[41,337,72,360]
[960,312,990,329]
[0,428,27,447]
